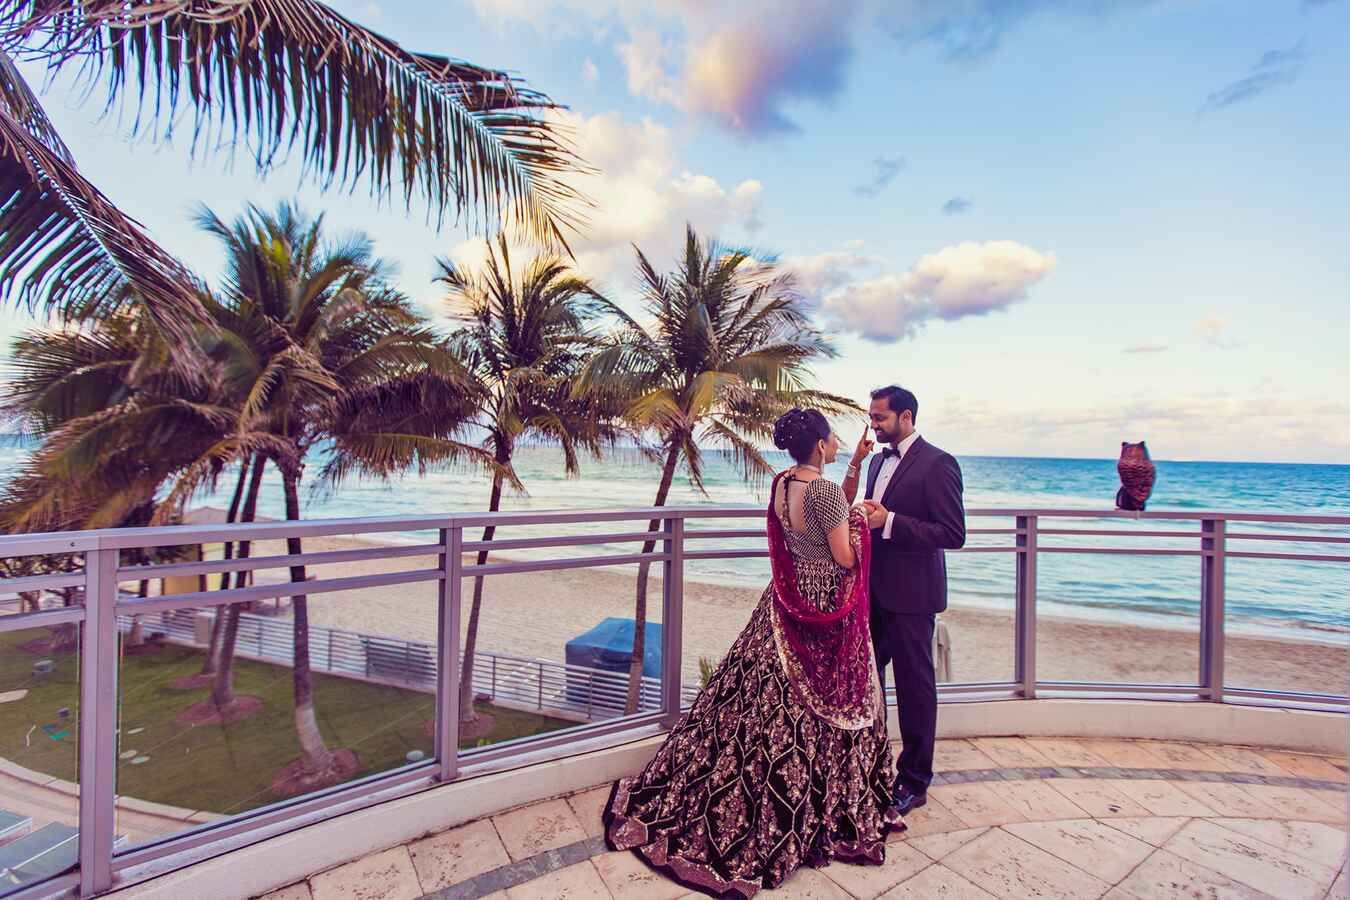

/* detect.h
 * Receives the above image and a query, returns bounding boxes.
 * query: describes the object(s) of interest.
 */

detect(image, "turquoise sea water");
[2,437,1347,638]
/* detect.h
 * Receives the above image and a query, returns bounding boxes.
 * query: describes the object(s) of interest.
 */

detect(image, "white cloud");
[581,57,600,84]
[471,0,859,135]
[448,111,765,292]
[789,240,1056,342]
[937,391,1350,463]
[1196,315,1237,348]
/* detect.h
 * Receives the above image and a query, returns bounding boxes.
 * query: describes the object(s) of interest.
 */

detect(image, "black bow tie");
[881,446,901,460]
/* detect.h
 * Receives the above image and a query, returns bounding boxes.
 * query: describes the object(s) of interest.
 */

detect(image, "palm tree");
[577,226,857,713]
[0,2,586,346]
[0,312,282,655]
[435,236,622,729]
[191,201,484,791]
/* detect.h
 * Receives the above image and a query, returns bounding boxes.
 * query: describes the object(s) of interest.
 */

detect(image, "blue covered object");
[564,617,662,677]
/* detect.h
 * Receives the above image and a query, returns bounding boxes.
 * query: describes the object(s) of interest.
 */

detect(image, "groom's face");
[869,398,912,445]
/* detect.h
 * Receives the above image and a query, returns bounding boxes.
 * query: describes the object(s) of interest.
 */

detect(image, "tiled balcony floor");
[258,738,1347,900]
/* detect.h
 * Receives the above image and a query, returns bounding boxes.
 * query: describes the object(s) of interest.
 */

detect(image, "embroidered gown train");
[604,472,902,897]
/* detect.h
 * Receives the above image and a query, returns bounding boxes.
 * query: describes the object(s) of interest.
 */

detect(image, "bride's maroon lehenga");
[604,472,901,897]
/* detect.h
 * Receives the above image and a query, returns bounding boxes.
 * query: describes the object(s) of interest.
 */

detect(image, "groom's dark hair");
[871,385,918,423]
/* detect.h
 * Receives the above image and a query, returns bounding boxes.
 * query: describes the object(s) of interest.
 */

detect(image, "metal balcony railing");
[0,506,1346,897]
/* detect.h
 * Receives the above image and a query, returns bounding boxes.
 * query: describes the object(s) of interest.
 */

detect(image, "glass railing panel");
[0,619,82,895]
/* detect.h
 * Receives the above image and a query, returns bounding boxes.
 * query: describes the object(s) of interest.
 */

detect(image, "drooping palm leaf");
[0,49,68,159]
[0,0,590,249]
[0,84,204,332]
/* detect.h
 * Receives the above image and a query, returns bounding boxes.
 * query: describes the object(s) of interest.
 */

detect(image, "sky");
[4,0,1349,464]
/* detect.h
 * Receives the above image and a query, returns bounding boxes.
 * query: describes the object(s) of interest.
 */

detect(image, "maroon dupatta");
[766,471,880,730]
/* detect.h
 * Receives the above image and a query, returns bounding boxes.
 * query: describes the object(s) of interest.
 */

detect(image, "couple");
[604,385,968,897]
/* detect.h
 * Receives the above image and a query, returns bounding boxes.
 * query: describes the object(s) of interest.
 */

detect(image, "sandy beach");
[227,534,1346,697]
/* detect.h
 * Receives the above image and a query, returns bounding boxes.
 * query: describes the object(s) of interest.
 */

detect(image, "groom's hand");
[861,500,889,530]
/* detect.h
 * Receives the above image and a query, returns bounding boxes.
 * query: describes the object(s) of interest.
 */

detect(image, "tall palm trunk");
[201,457,254,674]
[210,454,266,710]
[625,439,683,713]
[282,465,336,775]
[458,467,505,725]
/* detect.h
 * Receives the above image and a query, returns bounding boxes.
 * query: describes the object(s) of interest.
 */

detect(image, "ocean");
[2,437,1347,640]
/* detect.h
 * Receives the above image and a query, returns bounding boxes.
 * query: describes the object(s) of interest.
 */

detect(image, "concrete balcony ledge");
[109,700,1347,900]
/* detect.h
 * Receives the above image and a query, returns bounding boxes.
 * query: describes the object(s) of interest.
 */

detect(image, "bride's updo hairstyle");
[773,408,830,464]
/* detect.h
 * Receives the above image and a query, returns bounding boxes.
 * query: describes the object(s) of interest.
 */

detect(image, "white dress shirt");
[869,431,920,539]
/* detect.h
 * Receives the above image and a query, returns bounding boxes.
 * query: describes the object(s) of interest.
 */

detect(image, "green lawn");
[0,626,574,815]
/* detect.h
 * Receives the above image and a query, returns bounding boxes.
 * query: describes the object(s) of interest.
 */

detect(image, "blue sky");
[5,0,1348,463]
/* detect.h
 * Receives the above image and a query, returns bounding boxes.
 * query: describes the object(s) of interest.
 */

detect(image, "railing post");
[79,547,118,896]
[436,526,462,781]
[1200,518,1226,701]
[661,516,685,728]
[1014,515,1038,699]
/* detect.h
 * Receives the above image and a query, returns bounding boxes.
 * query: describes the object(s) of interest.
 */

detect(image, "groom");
[859,385,966,813]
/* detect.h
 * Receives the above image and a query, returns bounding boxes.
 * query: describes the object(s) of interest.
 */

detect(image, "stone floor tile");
[1307,788,1348,823]
[1080,740,1170,769]
[1163,819,1337,899]
[1171,781,1268,818]
[934,739,999,772]
[881,863,997,899]
[821,841,930,897]
[1024,738,1111,768]
[904,827,988,862]
[1329,864,1347,899]
[592,850,687,900]
[995,779,1092,822]
[1042,779,1151,818]
[1103,848,1278,900]
[1236,784,1345,824]
[1003,819,1156,884]
[895,794,969,838]
[309,846,422,900]
[928,783,1027,828]
[259,884,313,900]
[566,786,613,839]
[969,738,1055,768]
[944,828,1112,899]
[1209,818,1347,870]
[1099,816,1190,847]
[492,798,589,862]
[1259,752,1347,783]
[505,860,611,900]
[1098,778,1220,817]
[408,818,511,892]
[763,867,852,898]
[1197,745,1295,776]
[1135,741,1232,773]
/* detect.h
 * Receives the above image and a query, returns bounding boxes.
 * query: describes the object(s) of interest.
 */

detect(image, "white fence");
[117,607,698,721]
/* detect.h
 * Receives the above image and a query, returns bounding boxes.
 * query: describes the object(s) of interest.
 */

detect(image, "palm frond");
[701,417,775,486]
[0,0,591,249]
[0,81,204,333]
[0,49,68,159]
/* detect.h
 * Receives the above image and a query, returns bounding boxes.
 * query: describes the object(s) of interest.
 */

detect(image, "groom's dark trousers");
[866,437,966,797]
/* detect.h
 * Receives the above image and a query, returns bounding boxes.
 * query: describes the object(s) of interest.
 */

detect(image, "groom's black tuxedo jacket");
[866,437,966,615]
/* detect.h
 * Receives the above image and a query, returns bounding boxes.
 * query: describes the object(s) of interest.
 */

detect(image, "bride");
[604,408,901,897]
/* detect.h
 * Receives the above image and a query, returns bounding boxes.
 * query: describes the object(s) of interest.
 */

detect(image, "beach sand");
[226,534,1345,697]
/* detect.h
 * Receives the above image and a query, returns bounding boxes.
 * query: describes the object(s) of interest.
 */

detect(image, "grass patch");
[0,626,574,815]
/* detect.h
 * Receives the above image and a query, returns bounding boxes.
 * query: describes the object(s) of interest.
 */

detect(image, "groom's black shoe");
[891,784,927,814]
